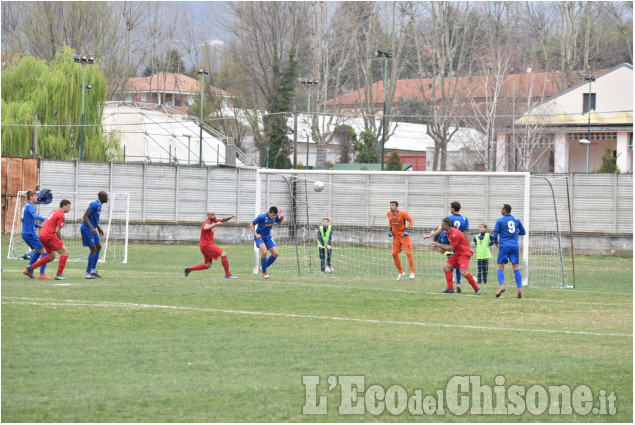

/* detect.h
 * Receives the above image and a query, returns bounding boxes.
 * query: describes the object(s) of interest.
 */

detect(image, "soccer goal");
[253,170,569,289]
[7,191,130,264]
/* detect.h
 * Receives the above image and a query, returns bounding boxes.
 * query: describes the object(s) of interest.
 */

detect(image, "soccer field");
[1,240,632,422]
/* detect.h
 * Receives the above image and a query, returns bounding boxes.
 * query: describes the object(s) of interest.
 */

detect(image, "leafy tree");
[354,130,379,163]
[596,146,620,173]
[1,46,120,161]
[332,124,357,164]
[262,49,299,169]
[385,151,403,171]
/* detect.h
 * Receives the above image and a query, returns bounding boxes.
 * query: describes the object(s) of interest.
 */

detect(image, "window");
[629,134,633,151]
[582,93,596,113]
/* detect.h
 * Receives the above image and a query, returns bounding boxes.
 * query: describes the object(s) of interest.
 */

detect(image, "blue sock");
[261,257,267,273]
[92,251,100,271]
[266,256,276,268]
[29,252,41,267]
[86,253,95,273]
[39,253,48,274]
[498,269,505,285]
[514,269,522,289]
[456,269,461,283]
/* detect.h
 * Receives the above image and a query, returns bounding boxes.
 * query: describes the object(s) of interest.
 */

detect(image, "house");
[286,115,484,171]
[323,71,572,116]
[114,73,233,114]
[496,63,633,173]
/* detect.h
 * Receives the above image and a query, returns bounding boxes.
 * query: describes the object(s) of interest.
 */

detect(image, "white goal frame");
[7,191,130,264]
[254,169,569,288]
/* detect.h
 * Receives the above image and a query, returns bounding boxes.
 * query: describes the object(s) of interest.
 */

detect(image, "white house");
[496,63,633,173]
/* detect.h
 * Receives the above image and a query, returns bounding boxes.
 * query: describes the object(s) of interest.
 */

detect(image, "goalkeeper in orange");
[387,201,415,281]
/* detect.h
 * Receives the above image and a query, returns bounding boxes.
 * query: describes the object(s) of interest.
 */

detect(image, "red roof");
[122,73,231,97]
[325,71,598,106]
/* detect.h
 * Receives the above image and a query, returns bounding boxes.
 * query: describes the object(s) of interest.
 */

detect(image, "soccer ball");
[313,181,324,192]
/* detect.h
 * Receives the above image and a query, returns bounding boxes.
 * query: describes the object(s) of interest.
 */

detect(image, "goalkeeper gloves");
[402,229,410,237]
[388,230,393,237]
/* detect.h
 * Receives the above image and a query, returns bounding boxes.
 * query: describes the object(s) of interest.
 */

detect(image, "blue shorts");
[497,246,520,265]
[81,228,101,247]
[254,236,277,250]
[22,233,44,250]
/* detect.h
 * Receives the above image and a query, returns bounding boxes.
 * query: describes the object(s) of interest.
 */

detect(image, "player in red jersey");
[387,201,415,281]
[184,210,237,279]
[430,217,481,294]
[24,199,72,280]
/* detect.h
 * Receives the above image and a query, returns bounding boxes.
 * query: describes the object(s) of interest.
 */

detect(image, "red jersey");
[387,210,413,237]
[40,208,65,240]
[447,227,472,257]
[200,218,221,246]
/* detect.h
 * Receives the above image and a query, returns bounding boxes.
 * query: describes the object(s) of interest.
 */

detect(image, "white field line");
[2,297,632,338]
[262,280,633,307]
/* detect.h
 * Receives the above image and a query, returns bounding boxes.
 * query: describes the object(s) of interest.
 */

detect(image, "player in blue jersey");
[492,204,526,298]
[425,201,469,290]
[80,191,108,279]
[250,206,284,279]
[21,190,50,279]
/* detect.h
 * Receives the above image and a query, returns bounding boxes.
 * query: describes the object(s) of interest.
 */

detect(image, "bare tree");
[412,2,475,171]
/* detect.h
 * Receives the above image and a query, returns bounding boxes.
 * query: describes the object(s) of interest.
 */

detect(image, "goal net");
[253,170,569,289]
[7,191,129,264]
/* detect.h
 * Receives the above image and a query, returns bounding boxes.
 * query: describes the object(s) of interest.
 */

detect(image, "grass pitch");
[1,240,632,422]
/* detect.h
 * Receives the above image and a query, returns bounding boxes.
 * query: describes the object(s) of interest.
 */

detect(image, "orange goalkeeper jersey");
[387,210,413,237]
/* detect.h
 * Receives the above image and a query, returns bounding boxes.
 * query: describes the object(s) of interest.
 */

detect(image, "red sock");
[221,256,230,275]
[445,271,454,290]
[465,273,480,291]
[189,264,208,272]
[56,255,68,276]
[31,255,52,270]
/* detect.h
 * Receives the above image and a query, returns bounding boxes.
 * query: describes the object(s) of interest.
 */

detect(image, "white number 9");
[507,220,516,233]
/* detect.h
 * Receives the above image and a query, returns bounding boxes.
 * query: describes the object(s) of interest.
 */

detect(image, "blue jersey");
[80,199,102,231]
[21,202,46,237]
[253,213,280,238]
[493,214,526,249]
[446,213,469,233]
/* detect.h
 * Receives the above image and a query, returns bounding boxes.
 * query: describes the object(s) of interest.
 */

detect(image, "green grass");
[2,240,632,422]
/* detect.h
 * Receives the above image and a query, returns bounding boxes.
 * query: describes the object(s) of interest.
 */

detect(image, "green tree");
[332,124,357,164]
[262,49,299,169]
[596,146,620,173]
[385,151,403,171]
[354,131,379,163]
[1,46,120,161]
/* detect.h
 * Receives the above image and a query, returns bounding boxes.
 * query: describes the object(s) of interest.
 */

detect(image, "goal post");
[253,169,569,288]
[7,191,130,264]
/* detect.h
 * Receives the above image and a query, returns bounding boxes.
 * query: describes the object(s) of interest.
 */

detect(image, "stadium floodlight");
[374,49,392,170]
[196,68,209,166]
[299,78,320,168]
[579,139,590,173]
[72,53,97,161]
[582,74,595,174]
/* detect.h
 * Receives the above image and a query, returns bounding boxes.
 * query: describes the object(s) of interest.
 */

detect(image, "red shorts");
[40,236,63,253]
[200,244,223,263]
[446,254,471,271]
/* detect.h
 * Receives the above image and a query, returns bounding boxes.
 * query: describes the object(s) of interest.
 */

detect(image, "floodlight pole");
[374,50,391,171]
[583,74,595,173]
[197,68,209,166]
[299,78,319,169]
[80,64,86,161]
[381,55,387,171]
